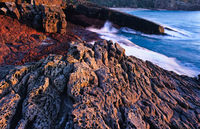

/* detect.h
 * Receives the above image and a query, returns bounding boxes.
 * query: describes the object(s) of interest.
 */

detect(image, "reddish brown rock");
[0,15,81,66]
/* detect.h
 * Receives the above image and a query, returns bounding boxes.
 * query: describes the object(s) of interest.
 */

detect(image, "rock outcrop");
[1,1,166,35]
[66,2,165,34]
[0,2,67,33]
[0,40,199,129]
[42,5,67,34]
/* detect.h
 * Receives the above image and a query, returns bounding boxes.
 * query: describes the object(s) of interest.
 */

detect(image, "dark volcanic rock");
[66,2,165,34]
[0,40,199,129]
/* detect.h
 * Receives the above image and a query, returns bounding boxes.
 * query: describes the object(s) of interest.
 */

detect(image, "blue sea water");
[87,9,200,77]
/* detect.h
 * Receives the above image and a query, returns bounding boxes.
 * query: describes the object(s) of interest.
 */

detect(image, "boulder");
[42,5,67,33]
[19,3,67,33]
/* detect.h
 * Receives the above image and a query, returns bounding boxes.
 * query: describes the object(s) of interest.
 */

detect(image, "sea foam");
[87,21,199,77]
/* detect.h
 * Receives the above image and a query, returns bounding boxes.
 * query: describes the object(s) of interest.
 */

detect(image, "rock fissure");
[0,40,199,129]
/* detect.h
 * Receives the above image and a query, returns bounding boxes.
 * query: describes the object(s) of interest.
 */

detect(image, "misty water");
[88,9,200,77]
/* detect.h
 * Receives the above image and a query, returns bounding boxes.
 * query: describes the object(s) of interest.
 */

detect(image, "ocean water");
[87,10,200,77]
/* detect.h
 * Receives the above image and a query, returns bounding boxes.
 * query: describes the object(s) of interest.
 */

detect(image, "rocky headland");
[0,0,200,129]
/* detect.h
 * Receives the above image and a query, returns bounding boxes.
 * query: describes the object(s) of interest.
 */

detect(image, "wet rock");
[66,2,165,34]
[0,41,199,129]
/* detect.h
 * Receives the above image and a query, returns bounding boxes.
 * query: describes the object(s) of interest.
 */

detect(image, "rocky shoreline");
[0,40,200,129]
[0,0,200,129]
[88,0,200,11]
[0,0,166,65]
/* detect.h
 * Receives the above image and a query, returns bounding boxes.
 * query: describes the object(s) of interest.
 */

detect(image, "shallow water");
[87,10,200,77]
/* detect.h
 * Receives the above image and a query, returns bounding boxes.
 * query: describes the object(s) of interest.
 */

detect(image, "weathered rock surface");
[0,2,67,33]
[0,14,100,66]
[0,40,199,129]
[42,5,67,34]
[1,1,166,35]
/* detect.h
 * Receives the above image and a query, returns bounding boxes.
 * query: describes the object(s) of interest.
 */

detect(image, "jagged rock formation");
[65,2,165,34]
[42,6,67,34]
[1,1,166,35]
[0,40,199,129]
[88,0,200,10]
[0,2,67,33]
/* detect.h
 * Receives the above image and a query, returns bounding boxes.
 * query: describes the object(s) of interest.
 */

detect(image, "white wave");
[87,21,199,77]
[120,26,192,40]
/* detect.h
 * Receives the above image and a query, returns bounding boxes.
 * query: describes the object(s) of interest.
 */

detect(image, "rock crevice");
[0,40,199,129]
[0,1,67,33]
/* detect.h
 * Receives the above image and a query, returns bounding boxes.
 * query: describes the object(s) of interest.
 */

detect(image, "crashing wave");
[87,21,199,77]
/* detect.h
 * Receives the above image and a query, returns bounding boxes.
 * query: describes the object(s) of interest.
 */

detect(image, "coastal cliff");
[89,0,200,10]
[0,0,200,129]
